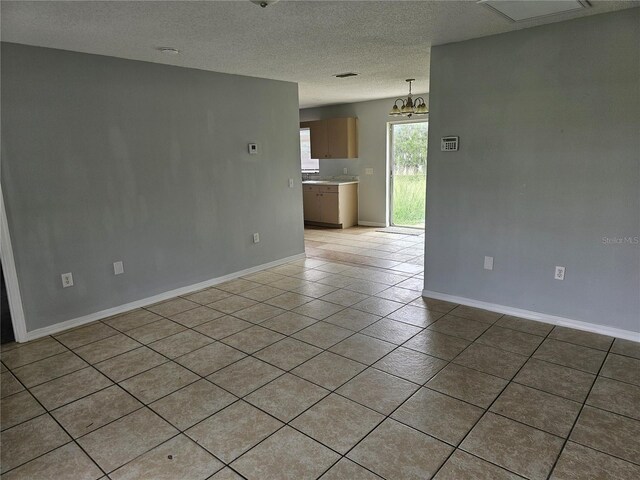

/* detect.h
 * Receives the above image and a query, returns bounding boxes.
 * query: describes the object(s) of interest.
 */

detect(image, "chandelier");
[389,79,428,117]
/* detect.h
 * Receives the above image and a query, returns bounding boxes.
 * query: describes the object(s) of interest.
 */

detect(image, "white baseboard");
[24,253,306,342]
[422,289,640,342]
[358,221,387,227]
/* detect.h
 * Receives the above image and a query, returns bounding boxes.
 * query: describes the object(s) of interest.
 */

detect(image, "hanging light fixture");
[389,79,428,117]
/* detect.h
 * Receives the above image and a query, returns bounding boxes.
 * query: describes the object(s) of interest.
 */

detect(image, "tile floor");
[1,227,639,479]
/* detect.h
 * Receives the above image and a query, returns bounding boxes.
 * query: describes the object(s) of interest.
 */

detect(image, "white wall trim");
[358,221,388,227]
[0,185,28,343]
[24,252,306,342]
[423,289,640,342]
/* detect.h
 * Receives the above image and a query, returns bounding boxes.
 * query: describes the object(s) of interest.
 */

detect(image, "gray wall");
[425,10,640,333]
[1,43,304,332]
[300,94,428,226]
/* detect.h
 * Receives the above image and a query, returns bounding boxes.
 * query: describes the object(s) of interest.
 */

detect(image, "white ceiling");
[2,1,638,107]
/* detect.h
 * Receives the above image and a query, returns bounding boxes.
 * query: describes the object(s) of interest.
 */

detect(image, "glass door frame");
[387,117,429,228]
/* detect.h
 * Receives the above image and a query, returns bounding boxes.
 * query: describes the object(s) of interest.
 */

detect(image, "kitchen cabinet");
[302,183,358,228]
[300,117,358,159]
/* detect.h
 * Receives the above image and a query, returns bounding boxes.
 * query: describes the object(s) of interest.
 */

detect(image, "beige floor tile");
[240,285,286,302]
[337,368,419,415]
[265,292,315,310]
[393,387,483,445]
[0,414,71,473]
[126,318,186,345]
[120,362,199,404]
[291,282,340,298]
[376,286,422,305]
[0,390,45,431]
[316,274,359,288]
[514,358,595,402]
[74,333,142,364]
[533,339,606,374]
[495,315,553,337]
[453,343,528,379]
[12,350,88,388]
[292,299,345,320]
[77,408,177,473]
[51,385,141,438]
[110,435,222,480]
[150,379,235,430]
[586,376,640,420]
[461,412,564,480]
[207,357,284,396]
[491,383,581,437]
[231,426,339,480]
[55,323,119,350]
[94,346,167,382]
[343,280,389,296]
[409,296,458,313]
[147,298,200,317]
[426,363,508,408]
[208,295,258,314]
[434,449,522,480]
[292,321,353,349]
[361,318,422,345]
[186,400,282,463]
[570,406,640,464]
[293,269,334,282]
[403,330,471,360]
[428,315,491,341]
[387,304,444,327]
[610,338,640,359]
[232,303,286,324]
[148,330,213,359]
[210,467,245,479]
[329,333,396,365]
[169,305,225,328]
[1,337,67,369]
[175,342,245,377]
[550,441,640,480]
[292,351,366,390]
[320,289,369,307]
[449,305,501,324]
[194,315,253,339]
[348,418,452,480]
[183,288,231,305]
[323,308,381,331]
[351,297,404,316]
[1,442,102,480]
[271,276,312,291]
[260,311,318,335]
[30,367,113,411]
[320,458,382,479]
[217,279,262,294]
[245,373,328,422]
[254,338,322,370]
[292,394,383,454]
[476,325,544,356]
[549,326,614,351]
[221,325,285,354]
[103,309,163,332]
[600,353,640,386]
[373,347,447,384]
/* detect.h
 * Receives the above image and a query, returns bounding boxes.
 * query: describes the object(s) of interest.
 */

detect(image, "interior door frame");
[387,117,429,227]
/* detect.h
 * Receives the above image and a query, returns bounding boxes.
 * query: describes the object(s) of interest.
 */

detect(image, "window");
[300,128,319,172]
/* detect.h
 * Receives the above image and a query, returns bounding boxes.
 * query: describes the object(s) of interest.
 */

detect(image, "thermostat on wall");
[441,136,459,151]
[248,143,258,154]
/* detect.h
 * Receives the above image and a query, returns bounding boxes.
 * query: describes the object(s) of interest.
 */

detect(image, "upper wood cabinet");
[300,117,358,159]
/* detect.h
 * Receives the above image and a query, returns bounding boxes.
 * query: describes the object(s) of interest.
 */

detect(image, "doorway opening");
[389,120,428,228]
[1,263,16,344]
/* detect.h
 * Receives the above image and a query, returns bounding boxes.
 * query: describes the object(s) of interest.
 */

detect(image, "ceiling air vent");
[478,0,590,22]
[334,73,359,78]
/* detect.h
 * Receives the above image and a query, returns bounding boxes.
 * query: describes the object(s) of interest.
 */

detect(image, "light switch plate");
[484,256,494,270]
[113,261,124,275]
[288,178,294,188]
[365,168,374,175]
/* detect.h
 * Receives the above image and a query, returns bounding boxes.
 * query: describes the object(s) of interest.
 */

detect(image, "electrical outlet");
[248,143,258,154]
[253,233,260,243]
[365,168,374,175]
[113,261,124,275]
[484,256,494,271]
[555,266,565,280]
[61,272,74,288]
[288,178,294,188]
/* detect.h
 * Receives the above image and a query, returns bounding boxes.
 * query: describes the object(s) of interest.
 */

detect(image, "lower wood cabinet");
[303,183,358,229]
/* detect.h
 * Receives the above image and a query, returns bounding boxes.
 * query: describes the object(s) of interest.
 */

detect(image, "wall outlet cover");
[61,272,74,288]
[484,256,494,270]
[288,178,294,188]
[113,261,124,275]
[365,168,374,175]
[555,266,565,280]
[253,233,260,243]
[248,143,258,154]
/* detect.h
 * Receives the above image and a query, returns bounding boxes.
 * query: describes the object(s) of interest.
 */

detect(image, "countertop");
[302,180,359,186]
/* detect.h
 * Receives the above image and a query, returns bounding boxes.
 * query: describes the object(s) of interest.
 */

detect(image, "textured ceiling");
[2,0,638,107]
